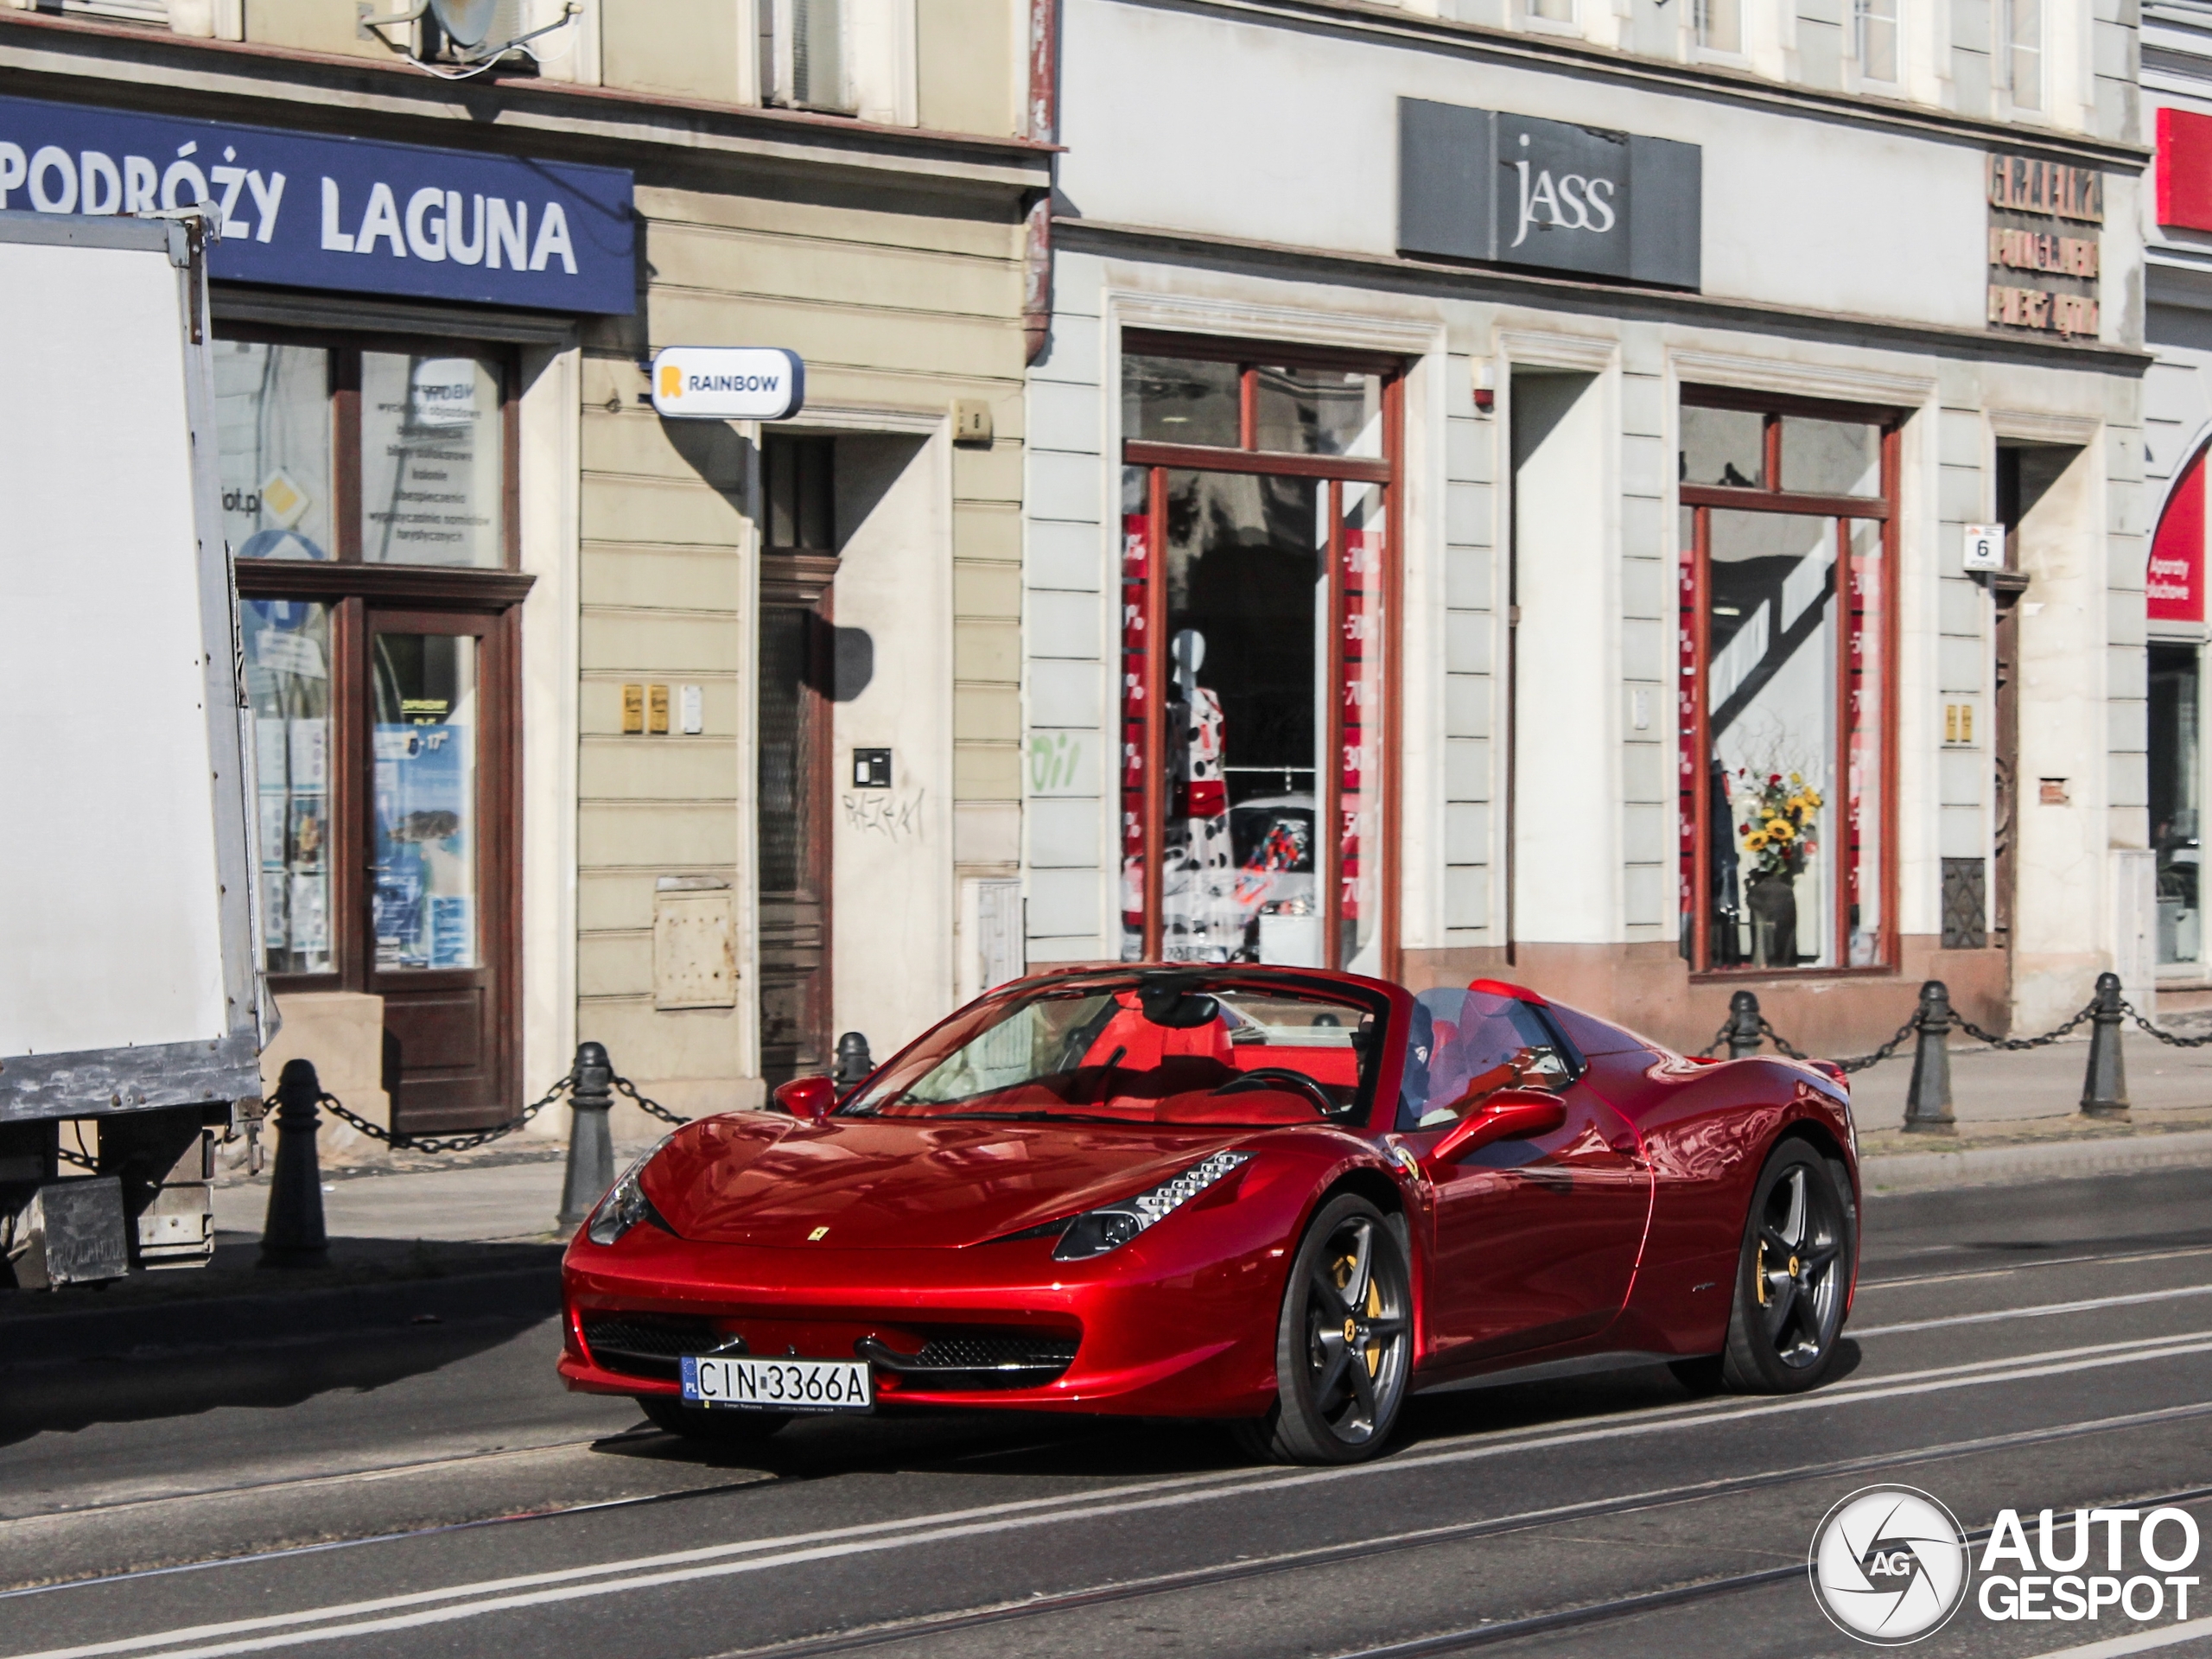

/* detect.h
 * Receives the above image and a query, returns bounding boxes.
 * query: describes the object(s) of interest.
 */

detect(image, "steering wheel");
[1211,1068,1337,1116]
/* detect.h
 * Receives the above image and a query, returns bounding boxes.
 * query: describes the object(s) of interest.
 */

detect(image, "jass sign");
[1397,99,1700,289]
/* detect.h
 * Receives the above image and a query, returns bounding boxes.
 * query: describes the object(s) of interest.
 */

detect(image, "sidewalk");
[211,1144,585,1249]
[1837,1030,2212,1192]
[69,1038,2212,1300]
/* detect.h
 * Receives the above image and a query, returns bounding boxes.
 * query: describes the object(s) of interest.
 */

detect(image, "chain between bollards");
[259,1058,330,1269]
[1706,972,2145,1128]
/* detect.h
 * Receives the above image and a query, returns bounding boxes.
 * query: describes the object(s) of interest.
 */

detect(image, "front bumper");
[560,1221,1283,1418]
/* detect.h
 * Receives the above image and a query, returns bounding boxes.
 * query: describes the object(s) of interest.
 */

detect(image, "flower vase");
[1747,874,1798,969]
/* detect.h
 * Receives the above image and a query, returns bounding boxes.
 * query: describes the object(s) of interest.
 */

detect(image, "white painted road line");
[1852,1282,2212,1337]
[15,1330,2212,1659]
[1859,1244,2212,1291]
[2023,1616,2212,1656]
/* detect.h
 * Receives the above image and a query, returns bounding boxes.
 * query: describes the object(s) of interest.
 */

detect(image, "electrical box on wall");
[953,399,994,445]
[853,748,893,788]
[653,879,736,1010]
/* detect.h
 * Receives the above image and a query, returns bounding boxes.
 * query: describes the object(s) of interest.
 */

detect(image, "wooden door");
[365,607,516,1131]
[757,555,836,1084]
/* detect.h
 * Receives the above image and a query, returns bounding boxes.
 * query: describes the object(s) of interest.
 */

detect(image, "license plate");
[681,1354,874,1413]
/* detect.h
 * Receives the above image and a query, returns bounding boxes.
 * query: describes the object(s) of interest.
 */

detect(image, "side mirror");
[1419,1088,1567,1178]
[772,1075,836,1122]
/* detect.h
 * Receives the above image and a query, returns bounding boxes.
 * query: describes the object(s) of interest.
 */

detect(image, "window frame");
[1677,385,1903,979]
[223,321,531,1125]
[1853,0,1900,85]
[1118,330,1405,980]
[1694,0,1744,54]
[2004,0,2044,112]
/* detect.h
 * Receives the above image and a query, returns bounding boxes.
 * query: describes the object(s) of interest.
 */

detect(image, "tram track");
[687,1409,2212,1659]
[15,1326,2212,1659]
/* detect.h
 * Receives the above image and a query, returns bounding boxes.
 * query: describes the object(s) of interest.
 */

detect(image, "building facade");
[2140,0,2212,1009]
[0,0,1046,1142]
[1020,0,2154,1052]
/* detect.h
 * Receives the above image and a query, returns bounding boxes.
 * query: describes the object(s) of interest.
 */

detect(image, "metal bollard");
[557,1042,617,1229]
[833,1031,874,1089]
[259,1058,330,1268]
[1903,980,1956,1135]
[1724,991,1764,1059]
[2081,970,2131,1119]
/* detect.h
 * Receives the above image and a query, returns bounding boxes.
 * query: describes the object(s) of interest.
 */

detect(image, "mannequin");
[1165,629,1236,958]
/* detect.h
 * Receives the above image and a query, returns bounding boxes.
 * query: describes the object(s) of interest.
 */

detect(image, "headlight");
[586,1137,674,1247]
[1052,1151,1252,1262]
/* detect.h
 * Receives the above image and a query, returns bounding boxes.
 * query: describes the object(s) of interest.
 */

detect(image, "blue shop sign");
[0,92,634,314]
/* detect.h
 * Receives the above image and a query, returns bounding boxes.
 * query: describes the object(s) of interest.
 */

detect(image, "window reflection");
[242,601,333,974]
[1122,355,1240,448]
[2152,644,2202,967]
[1707,512,1839,969]
[216,343,333,561]
[1681,405,1763,489]
[1253,366,1382,457]
[1154,470,1323,965]
[1781,417,1880,497]
[360,353,505,568]
[372,633,478,970]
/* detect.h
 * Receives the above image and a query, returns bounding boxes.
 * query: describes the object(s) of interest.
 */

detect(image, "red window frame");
[1677,387,1903,977]
[1119,331,1406,977]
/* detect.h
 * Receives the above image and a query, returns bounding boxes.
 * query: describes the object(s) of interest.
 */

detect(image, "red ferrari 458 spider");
[559,966,1859,1465]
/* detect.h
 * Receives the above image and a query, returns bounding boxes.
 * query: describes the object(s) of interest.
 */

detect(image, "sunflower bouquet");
[1738,771,1822,880]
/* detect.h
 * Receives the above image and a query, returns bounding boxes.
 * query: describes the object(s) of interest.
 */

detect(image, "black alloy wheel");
[639,1395,791,1445]
[1236,1193,1414,1465]
[1702,1139,1855,1394]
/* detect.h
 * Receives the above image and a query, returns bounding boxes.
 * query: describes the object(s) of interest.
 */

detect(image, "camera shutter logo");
[1809,1486,1971,1644]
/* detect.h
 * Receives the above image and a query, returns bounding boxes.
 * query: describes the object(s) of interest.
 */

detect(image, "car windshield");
[840,975,1382,1126]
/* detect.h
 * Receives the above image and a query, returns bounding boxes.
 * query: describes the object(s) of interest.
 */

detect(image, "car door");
[1399,986,1653,1369]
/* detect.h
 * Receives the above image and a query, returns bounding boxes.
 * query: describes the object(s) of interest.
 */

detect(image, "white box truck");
[0,209,264,1287]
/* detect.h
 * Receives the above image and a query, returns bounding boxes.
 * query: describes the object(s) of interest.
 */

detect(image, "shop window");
[2150,643,2202,968]
[216,342,334,562]
[219,322,524,1132]
[1677,391,1897,974]
[1118,335,1400,973]
[359,352,505,568]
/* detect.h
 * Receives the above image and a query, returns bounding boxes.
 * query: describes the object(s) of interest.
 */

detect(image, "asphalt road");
[6,1168,2212,1659]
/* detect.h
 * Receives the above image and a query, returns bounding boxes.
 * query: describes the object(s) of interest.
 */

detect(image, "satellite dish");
[427,0,499,48]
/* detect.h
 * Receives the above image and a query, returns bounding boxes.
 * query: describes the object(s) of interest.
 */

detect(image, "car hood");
[639,1111,1262,1249]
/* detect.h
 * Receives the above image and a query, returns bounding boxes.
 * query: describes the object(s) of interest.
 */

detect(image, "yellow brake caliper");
[1363,1275,1383,1376]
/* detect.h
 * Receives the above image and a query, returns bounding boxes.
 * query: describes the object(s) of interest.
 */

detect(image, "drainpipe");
[1023,0,1059,366]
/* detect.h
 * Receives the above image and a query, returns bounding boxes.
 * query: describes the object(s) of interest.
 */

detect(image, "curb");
[1862,1128,2212,1194]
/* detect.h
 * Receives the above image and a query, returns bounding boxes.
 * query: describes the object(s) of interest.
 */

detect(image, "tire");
[1236,1193,1414,1465]
[639,1394,791,1445]
[1713,1139,1855,1394]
